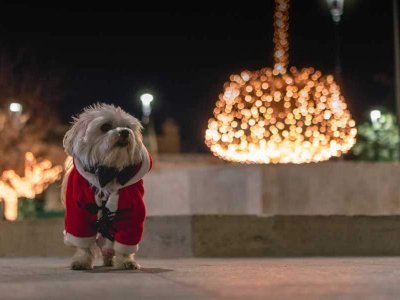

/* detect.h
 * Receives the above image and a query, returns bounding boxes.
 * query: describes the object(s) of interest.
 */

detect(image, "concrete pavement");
[1,257,400,299]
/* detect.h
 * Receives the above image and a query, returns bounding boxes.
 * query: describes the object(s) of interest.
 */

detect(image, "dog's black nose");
[119,129,130,139]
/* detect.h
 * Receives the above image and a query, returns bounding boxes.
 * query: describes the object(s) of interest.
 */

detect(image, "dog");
[61,103,152,270]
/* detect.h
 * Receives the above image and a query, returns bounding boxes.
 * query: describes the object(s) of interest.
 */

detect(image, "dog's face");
[63,103,143,169]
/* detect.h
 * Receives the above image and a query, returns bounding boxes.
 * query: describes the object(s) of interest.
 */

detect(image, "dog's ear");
[132,120,144,164]
[63,117,88,156]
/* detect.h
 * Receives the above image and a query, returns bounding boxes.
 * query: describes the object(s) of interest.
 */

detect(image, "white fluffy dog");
[62,103,152,270]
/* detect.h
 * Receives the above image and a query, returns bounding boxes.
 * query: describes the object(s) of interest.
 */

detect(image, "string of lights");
[0,152,63,221]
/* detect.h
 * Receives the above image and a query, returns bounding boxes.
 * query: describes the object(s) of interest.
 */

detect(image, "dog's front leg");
[71,248,94,270]
[100,238,115,267]
[114,242,140,270]
[115,252,140,270]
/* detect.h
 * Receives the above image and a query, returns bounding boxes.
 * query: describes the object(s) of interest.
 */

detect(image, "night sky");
[0,0,394,151]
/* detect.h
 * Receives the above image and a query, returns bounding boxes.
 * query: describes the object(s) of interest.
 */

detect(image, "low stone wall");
[262,162,400,215]
[3,160,400,257]
[145,164,262,216]
[192,215,400,257]
[145,161,400,216]
[0,219,73,257]
[2,216,400,257]
[44,160,400,217]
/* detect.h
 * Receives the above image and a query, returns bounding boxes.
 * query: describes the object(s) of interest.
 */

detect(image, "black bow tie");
[85,164,141,187]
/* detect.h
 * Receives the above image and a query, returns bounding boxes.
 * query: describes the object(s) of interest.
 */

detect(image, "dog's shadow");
[84,266,173,274]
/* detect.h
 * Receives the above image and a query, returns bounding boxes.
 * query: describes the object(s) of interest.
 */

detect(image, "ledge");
[2,215,400,257]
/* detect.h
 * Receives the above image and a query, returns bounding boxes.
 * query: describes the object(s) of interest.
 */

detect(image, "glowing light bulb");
[370,110,381,124]
[140,93,154,106]
[9,102,22,113]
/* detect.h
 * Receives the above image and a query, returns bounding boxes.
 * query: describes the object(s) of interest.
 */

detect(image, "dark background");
[0,0,394,151]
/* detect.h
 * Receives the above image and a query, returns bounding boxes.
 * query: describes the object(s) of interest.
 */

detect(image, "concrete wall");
[262,162,400,216]
[0,217,192,258]
[192,215,400,257]
[144,161,400,216]
[3,216,400,257]
[3,161,400,258]
[145,164,262,216]
[42,159,400,217]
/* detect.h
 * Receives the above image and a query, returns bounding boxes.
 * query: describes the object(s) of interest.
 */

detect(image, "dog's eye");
[100,123,112,132]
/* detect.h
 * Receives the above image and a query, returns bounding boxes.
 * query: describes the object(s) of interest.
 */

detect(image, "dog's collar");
[73,144,151,190]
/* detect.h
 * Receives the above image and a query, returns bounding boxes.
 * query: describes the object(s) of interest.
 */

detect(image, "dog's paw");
[103,255,114,267]
[71,260,93,270]
[102,247,115,267]
[115,254,140,270]
[71,248,94,270]
[120,260,141,270]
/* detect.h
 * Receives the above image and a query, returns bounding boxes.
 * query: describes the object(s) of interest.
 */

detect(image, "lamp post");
[9,102,23,114]
[370,109,381,128]
[326,0,344,81]
[393,0,400,159]
[326,0,344,23]
[8,102,24,129]
[139,92,158,156]
[370,109,381,160]
[140,93,154,125]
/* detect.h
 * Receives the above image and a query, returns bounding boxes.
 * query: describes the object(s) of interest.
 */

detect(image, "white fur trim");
[74,157,100,188]
[114,241,139,254]
[119,145,151,188]
[105,192,119,212]
[64,231,96,248]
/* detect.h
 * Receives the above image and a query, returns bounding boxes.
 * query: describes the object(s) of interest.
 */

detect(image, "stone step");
[1,215,400,257]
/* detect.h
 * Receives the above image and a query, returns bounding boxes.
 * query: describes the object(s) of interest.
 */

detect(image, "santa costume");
[64,145,152,255]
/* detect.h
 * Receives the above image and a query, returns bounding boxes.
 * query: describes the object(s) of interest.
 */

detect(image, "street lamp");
[139,92,158,155]
[393,0,400,155]
[370,109,381,127]
[9,102,22,114]
[326,0,344,81]
[8,102,23,128]
[370,109,382,160]
[140,93,154,125]
[326,0,344,23]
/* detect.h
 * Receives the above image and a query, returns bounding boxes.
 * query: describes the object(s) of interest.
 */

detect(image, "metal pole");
[334,22,342,85]
[393,0,400,156]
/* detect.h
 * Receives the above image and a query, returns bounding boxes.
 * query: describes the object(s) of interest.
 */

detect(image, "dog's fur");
[62,103,145,270]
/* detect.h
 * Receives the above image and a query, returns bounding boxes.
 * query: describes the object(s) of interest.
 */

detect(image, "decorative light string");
[273,0,289,74]
[205,0,356,164]
[0,152,63,221]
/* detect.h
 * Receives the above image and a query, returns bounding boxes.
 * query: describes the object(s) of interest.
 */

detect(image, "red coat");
[64,163,149,246]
